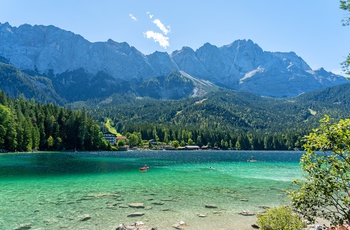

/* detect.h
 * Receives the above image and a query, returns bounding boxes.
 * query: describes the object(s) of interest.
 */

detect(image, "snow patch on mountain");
[240,67,266,84]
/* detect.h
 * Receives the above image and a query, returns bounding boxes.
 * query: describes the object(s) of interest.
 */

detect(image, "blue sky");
[0,0,349,75]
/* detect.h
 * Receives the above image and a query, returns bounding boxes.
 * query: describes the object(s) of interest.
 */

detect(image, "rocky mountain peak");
[0,22,347,98]
[147,51,178,76]
[171,46,195,57]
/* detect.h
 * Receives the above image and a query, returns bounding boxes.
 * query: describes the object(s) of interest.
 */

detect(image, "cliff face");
[0,23,155,78]
[0,22,347,98]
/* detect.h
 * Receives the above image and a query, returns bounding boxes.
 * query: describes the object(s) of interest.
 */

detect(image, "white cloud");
[129,13,137,21]
[146,11,154,19]
[153,19,170,35]
[144,31,169,49]
[143,12,171,49]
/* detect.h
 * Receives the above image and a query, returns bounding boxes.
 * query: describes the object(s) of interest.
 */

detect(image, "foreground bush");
[289,116,350,226]
[257,206,304,230]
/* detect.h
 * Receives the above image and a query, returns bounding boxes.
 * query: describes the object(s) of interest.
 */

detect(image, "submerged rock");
[116,223,126,230]
[14,223,32,230]
[79,214,91,221]
[116,221,156,230]
[205,204,218,208]
[151,201,164,205]
[128,203,145,208]
[172,221,186,229]
[127,212,144,217]
[239,210,255,216]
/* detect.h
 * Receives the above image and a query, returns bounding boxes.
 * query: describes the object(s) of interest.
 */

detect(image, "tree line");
[122,123,306,150]
[0,91,110,152]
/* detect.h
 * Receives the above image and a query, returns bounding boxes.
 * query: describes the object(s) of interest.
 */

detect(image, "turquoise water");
[0,151,303,230]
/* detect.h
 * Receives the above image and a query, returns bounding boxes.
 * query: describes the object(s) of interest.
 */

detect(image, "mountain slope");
[0,22,347,99]
[295,82,350,105]
[0,61,64,104]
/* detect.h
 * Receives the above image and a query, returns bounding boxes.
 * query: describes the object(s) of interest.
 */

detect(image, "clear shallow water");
[0,150,303,230]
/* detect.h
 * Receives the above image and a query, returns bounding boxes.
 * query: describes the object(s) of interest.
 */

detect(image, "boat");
[247,156,257,162]
[247,159,257,162]
[139,166,149,171]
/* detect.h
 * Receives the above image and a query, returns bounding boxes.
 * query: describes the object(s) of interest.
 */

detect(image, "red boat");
[139,166,149,171]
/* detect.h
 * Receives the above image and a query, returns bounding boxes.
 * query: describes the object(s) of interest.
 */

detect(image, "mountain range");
[0,22,348,103]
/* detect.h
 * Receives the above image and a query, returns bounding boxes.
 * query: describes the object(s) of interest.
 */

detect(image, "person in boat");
[247,156,256,162]
[140,164,149,171]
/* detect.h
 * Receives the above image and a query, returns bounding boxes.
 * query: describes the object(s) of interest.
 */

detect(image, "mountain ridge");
[0,22,347,99]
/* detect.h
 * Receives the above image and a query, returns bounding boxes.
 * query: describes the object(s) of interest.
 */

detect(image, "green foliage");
[257,206,304,230]
[117,139,126,147]
[171,140,180,148]
[0,91,107,151]
[47,136,54,149]
[342,55,350,76]
[341,0,350,26]
[340,0,350,75]
[104,118,119,135]
[289,115,350,226]
[126,132,142,147]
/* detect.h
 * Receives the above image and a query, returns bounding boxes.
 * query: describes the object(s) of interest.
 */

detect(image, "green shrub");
[257,206,305,230]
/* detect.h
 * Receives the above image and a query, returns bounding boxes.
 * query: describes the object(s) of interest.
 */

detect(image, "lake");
[0,150,304,230]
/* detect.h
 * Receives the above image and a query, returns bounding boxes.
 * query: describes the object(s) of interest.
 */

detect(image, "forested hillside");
[1,81,349,151]
[0,61,65,104]
[88,86,350,150]
[0,91,109,152]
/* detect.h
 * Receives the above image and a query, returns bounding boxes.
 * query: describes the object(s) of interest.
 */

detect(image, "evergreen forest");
[0,91,110,152]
